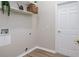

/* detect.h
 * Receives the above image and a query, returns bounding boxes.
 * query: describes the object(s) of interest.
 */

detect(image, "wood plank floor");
[23,49,67,57]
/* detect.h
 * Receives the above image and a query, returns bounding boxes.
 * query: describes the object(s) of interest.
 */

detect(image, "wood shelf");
[0,7,33,15]
[11,7,33,15]
[0,1,37,15]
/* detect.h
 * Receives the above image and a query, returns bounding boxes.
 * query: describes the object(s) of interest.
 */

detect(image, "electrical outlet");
[25,48,28,51]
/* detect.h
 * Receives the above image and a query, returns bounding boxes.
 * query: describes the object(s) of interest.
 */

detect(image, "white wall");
[0,2,36,57]
[37,1,56,50]
[32,15,38,46]
[0,1,56,56]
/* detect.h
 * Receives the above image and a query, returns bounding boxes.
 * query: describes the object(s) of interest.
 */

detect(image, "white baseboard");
[36,46,56,54]
[18,46,56,57]
[18,47,37,57]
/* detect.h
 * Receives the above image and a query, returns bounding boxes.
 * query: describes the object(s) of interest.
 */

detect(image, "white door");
[55,1,79,57]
